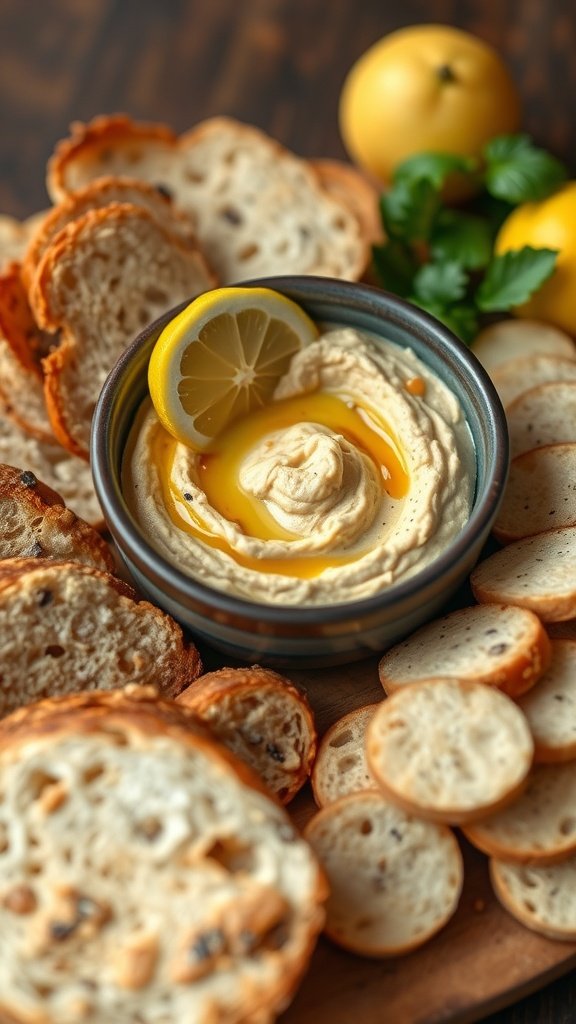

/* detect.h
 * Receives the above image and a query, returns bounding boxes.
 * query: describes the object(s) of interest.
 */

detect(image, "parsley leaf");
[430,210,493,269]
[371,240,417,298]
[484,134,568,203]
[379,178,439,242]
[415,301,479,344]
[393,152,477,190]
[412,260,469,306]
[476,247,558,311]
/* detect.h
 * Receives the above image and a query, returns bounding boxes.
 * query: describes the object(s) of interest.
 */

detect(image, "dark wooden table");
[0,1,574,1020]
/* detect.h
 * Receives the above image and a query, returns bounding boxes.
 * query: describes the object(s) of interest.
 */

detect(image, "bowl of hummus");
[91,276,508,666]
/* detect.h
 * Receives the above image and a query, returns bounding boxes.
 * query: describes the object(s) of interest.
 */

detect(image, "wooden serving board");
[267,656,576,1024]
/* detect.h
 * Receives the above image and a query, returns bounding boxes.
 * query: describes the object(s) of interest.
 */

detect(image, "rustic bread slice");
[311,703,381,808]
[0,557,201,714]
[463,762,576,865]
[30,202,215,459]
[303,790,463,956]
[47,113,179,201]
[22,175,199,290]
[507,381,576,459]
[517,639,576,763]
[0,686,326,1024]
[177,665,317,805]
[490,855,576,941]
[0,338,53,441]
[493,444,576,543]
[471,527,576,622]
[310,158,383,245]
[491,354,576,408]
[378,604,551,699]
[0,405,103,526]
[47,114,370,283]
[0,463,114,571]
[366,679,533,824]
[0,210,47,269]
[471,319,576,374]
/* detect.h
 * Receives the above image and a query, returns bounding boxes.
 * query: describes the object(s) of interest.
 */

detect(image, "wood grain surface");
[0,1,575,1020]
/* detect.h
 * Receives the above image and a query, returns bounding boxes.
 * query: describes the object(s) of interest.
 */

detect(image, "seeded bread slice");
[507,381,576,459]
[30,202,216,459]
[22,175,199,290]
[0,686,326,1024]
[366,679,533,824]
[0,405,103,526]
[491,354,576,408]
[490,855,576,941]
[517,639,576,763]
[471,319,576,374]
[311,703,381,808]
[0,463,114,571]
[177,665,317,805]
[46,114,370,283]
[0,557,201,714]
[493,444,576,544]
[463,762,576,865]
[471,527,576,622]
[303,791,463,956]
[378,604,551,700]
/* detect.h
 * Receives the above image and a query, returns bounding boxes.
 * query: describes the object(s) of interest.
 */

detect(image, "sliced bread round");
[311,703,381,808]
[0,463,114,571]
[378,604,551,699]
[517,639,576,763]
[0,406,103,527]
[493,443,576,543]
[366,679,533,824]
[0,557,201,714]
[303,790,463,956]
[471,527,576,622]
[506,380,576,459]
[470,319,575,374]
[177,665,317,805]
[0,687,327,1023]
[31,202,216,459]
[463,762,576,865]
[491,354,576,409]
[490,855,576,941]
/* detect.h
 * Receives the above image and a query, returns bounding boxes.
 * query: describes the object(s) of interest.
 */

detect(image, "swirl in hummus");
[123,328,475,605]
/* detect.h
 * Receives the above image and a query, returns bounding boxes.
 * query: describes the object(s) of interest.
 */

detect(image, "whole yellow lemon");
[495,182,576,336]
[339,24,521,187]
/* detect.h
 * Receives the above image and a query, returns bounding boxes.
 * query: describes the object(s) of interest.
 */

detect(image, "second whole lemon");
[339,24,521,189]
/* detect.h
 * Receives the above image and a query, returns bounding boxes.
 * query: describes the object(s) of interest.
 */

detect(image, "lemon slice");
[148,286,319,448]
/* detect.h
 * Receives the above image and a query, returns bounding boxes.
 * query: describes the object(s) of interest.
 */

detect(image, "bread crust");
[493,443,576,544]
[311,702,381,808]
[178,665,317,804]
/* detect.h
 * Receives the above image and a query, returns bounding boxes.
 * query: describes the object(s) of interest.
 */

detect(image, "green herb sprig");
[371,135,567,342]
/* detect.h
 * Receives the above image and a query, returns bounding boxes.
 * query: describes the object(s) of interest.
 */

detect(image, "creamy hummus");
[123,328,475,605]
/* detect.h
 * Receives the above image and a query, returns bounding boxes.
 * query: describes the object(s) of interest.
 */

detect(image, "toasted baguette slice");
[0,405,103,526]
[494,444,576,543]
[0,557,201,713]
[490,855,576,941]
[22,175,199,290]
[30,202,215,459]
[0,463,114,571]
[366,679,533,824]
[303,791,463,956]
[507,381,576,458]
[0,337,53,441]
[471,319,576,374]
[0,687,326,1024]
[471,527,576,622]
[177,665,317,804]
[491,354,576,408]
[311,703,380,808]
[378,604,551,699]
[517,639,576,763]
[463,762,576,865]
[47,114,370,283]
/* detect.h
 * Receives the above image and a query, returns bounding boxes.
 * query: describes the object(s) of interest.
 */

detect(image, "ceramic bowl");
[91,276,508,667]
